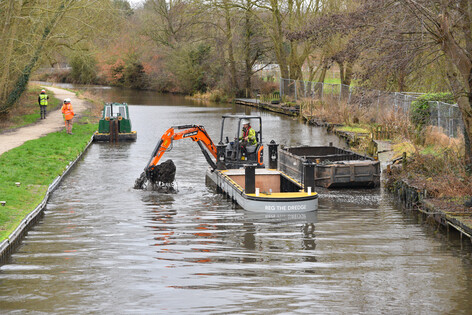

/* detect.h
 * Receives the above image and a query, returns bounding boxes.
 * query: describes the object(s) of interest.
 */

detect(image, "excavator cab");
[219,115,264,169]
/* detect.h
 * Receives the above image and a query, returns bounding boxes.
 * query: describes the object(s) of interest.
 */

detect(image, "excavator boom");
[134,125,218,189]
[146,125,217,168]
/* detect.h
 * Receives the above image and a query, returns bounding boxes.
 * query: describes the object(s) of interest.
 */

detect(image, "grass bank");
[0,123,97,241]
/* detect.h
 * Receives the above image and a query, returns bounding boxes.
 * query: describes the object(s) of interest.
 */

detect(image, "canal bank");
[0,86,98,261]
[0,135,94,263]
[385,169,472,241]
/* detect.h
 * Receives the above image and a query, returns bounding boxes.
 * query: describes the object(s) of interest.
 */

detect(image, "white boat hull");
[206,168,318,213]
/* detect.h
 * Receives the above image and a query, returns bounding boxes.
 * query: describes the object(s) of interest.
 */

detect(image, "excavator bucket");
[149,159,176,183]
[134,159,176,191]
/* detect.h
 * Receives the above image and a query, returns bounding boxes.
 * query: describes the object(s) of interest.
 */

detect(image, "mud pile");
[134,159,177,192]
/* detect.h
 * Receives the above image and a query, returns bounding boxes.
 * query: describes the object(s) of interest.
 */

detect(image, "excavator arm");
[147,125,217,170]
[134,125,217,189]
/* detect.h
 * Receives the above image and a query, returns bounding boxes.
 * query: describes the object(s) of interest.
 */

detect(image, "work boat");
[205,166,318,213]
[135,115,318,213]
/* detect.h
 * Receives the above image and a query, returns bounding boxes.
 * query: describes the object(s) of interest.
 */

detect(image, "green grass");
[0,123,97,241]
[337,125,370,134]
[10,113,40,128]
[323,78,342,84]
[420,145,444,157]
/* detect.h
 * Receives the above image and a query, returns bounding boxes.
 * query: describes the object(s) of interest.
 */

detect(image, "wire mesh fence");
[280,78,463,138]
[428,101,463,138]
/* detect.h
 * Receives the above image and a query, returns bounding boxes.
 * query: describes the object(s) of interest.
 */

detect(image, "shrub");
[69,51,98,84]
[123,61,147,89]
[168,44,213,94]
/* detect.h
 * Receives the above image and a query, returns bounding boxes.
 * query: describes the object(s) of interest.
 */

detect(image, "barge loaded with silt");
[134,115,318,213]
[93,102,137,142]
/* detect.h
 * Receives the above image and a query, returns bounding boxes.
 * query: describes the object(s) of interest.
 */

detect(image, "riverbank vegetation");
[296,87,471,203]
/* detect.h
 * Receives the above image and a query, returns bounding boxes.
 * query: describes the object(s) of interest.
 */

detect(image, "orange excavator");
[134,115,265,190]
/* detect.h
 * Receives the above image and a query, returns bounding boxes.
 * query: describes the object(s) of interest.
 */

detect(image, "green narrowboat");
[93,102,137,142]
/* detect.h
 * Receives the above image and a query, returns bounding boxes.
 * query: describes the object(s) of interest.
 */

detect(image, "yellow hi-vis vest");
[39,94,48,106]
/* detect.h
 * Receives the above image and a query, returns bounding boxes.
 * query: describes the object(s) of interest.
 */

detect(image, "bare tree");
[401,0,472,165]
[0,0,117,114]
[293,0,472,164]
[250,0,322,80]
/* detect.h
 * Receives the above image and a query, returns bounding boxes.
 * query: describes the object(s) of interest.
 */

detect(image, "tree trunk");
[307,56,323,82]
[343,62,353,86]
[243,8,252,96]
[337,60,353,86]
[0,0,21,102]
[318,61,328,83]
[446,63,472,166]
[270,2,289,79]
[438,15,472,165]
[223,2,238,94]
[457,95,472,166]
[1,1,68,114]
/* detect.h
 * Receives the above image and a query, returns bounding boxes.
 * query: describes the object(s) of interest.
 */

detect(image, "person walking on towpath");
[0,86,88,156]
[61,98,75,134]
[38,89,49,119]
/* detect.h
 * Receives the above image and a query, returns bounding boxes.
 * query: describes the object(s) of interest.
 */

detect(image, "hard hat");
[241,119,250,125]
[64,98,71,103]
[41,89,46,93]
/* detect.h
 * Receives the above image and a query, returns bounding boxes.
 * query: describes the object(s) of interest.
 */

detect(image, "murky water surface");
[1,88,472,314]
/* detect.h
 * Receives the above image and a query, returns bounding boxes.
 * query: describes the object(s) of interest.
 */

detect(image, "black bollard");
[245,164,256,194]
[268,140,279,169]
[303,162,315,193]
[216,143,227,170]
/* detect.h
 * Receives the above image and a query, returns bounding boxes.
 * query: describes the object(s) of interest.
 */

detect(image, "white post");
[280,77,283,98]
[437,101,440,129]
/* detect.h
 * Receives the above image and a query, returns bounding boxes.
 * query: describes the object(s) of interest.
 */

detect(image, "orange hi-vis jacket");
[61,103,74,120]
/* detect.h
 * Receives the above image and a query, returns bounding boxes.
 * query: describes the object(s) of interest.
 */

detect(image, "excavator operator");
[240,119,257,145]
[239,119,257,159]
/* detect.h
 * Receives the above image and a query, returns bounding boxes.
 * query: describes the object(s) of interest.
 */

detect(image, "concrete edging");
[0,135,95,262]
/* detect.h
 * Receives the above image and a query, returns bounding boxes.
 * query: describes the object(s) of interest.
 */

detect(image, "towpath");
[0,86,89,156]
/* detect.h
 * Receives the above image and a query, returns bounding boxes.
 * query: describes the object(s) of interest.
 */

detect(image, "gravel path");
[0,86,89,156]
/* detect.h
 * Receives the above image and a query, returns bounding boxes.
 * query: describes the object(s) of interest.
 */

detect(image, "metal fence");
[428,101,463,138]
[280,78,463,138]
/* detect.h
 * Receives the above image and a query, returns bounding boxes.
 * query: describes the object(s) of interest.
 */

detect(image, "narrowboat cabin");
[93,102,137,142]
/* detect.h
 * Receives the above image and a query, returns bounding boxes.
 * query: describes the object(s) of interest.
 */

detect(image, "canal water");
[1,88,472,314]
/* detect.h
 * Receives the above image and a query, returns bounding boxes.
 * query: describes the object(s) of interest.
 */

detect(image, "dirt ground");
[0,86,89,156]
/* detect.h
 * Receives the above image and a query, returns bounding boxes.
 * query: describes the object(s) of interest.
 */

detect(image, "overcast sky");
[128,0,143,7]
